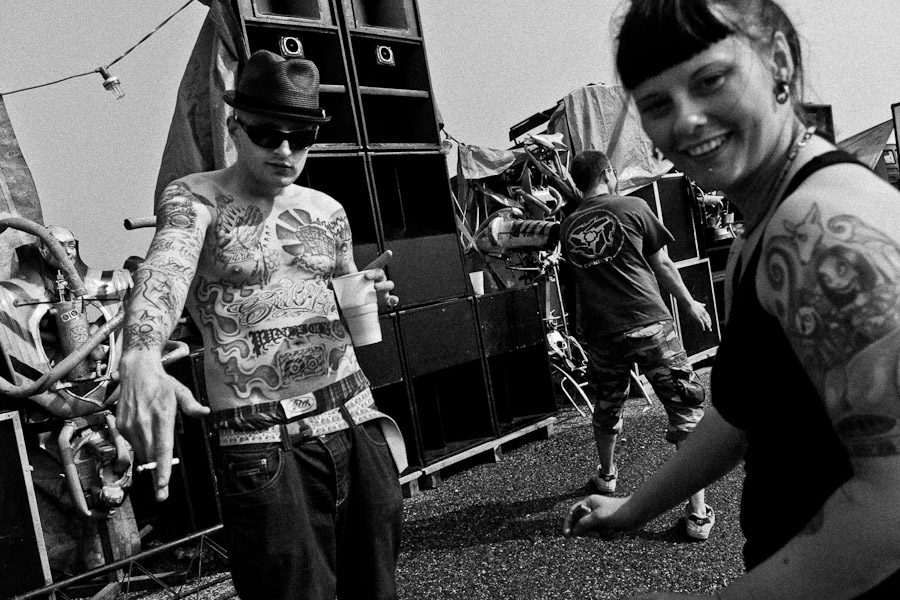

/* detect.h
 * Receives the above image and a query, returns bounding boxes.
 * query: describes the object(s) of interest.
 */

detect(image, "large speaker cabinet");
[632,173,721,362]
[233,0,556,471]
[365,285,556,469]
[631,173,701,264]
[476,287,555,436]
[235,0,466,308]
[0,411,51,598]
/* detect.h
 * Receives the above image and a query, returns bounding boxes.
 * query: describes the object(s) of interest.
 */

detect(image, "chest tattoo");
[275,207,350,276]
[213,194,280,286]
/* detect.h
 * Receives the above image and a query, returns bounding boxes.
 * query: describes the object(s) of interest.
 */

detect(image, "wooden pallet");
[399,470,421,499]
[399,416,557,496]
[688,346,718,365]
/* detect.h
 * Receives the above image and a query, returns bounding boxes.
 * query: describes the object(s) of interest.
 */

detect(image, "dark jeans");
[215,420,403,600]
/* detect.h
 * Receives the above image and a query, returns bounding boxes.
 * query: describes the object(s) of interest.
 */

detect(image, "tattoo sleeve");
[763,203,900,457]
[122,182,206,353]
[331,208,355,276]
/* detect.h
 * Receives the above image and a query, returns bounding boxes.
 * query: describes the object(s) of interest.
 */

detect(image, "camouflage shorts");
[586,319,704,443]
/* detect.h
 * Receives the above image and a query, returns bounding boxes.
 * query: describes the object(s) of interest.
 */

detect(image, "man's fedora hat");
[223,49,331,123]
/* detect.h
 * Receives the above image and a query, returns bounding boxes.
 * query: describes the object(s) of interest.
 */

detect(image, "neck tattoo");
[741,124,817,237]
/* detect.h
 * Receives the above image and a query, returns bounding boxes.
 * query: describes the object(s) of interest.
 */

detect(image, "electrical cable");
[0,70,97,96]
[441,128,462,145]
[0,0,197,96]
[105,0,195,69]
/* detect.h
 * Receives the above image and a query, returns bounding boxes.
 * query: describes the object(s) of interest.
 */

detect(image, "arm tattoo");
[331,210,355,275]
[121,311,169,352]
[764,204,900,370]
[157,198,198,230]
[123,183,206,353]
[764,203,900,457]
[159,182,214,209]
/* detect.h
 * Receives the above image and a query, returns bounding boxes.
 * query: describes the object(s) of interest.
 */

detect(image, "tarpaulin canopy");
[457,144,526,181]
[545,83,672,194]
[838,119,895,170]
[0,95,43,279]
[154,0,244,208]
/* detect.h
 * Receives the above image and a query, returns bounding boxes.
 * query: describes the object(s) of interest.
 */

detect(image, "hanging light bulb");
[96,67,124,100]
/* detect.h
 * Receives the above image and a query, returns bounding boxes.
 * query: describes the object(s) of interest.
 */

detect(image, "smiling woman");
[620,0,805,209]
[629,35,797,199]
[563,1,900,599]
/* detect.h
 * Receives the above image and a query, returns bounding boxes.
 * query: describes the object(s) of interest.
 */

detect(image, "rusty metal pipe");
[57,419,106,518]
[123,215,157,230]
[104,412,132,474]
[0,307,125,398]
[0,306,189,399]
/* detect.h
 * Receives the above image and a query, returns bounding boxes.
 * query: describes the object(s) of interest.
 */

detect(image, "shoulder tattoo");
[763,204,900,371]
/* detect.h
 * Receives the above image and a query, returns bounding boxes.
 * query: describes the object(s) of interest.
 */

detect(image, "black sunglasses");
[234,117,318,151]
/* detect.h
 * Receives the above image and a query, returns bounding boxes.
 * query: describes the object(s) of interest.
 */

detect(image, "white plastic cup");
[331,271,382,346]
[469,271,485,296]
[341,303,381,346]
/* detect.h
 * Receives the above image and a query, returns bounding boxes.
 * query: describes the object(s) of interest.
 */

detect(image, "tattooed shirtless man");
[115,51,404,600]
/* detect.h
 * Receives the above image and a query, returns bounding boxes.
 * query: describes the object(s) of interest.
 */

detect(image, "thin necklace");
[732,123,816,285]
[741,124,817,238]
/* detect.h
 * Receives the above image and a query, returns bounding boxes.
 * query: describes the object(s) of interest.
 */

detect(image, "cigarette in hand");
[136,458,181,473]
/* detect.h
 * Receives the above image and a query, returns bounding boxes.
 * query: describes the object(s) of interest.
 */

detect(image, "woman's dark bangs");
[616,0,734,89]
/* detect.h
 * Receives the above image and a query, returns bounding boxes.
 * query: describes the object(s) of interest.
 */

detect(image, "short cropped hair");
[569,150,611,194]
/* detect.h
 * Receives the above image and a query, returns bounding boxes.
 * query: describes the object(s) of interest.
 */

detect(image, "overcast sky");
[0,0,898,268]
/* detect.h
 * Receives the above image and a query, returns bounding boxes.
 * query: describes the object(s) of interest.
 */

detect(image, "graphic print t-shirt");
[560,195,674,339]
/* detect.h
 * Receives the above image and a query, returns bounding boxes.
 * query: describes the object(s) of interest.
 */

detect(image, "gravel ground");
[87,367,747,600]
[395,366,746,600]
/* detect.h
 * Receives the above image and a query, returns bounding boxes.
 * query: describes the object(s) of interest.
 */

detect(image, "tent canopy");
[838,119,895,170]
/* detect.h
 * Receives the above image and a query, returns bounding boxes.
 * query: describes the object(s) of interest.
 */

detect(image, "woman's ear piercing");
[774,81,790,104]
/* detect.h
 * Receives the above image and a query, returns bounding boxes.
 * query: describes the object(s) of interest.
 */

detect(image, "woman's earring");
[774,81,790,104]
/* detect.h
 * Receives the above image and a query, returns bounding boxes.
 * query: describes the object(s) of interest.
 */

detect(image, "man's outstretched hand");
[113,359,209,502]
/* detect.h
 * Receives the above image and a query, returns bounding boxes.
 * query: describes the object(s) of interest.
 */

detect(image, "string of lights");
[0,0,196,100]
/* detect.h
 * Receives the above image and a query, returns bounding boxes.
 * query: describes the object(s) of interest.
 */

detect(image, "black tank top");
[712,150,900,596]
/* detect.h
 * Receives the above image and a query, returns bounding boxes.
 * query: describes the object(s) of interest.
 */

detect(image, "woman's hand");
[562,494,633,538]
